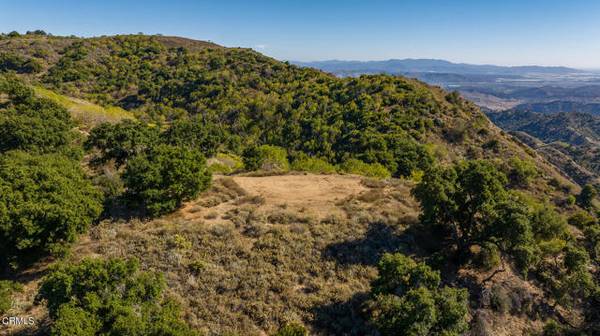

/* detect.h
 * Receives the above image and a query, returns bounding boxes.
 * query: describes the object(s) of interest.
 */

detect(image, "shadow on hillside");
[99,196,148,221]
[322,222,414,266]
[310,292,376,336]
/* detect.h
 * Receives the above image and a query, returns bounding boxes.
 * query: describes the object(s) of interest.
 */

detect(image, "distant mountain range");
[292,59,583,76]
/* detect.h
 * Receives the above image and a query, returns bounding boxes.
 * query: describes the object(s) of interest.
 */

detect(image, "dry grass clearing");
[70,174,418,335]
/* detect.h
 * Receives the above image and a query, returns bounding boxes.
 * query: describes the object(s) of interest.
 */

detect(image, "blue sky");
[2,0,600,68]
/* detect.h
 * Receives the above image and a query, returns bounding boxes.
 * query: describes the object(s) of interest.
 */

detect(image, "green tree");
[369,253,469,336]
[36,258,197,336]
[0,76,74,153]
[161,117,224,157]
[412,160,508,256]
[0,151,103,267]
[85,119,160,167]
[578,184,597,209]
[123,144,211,216]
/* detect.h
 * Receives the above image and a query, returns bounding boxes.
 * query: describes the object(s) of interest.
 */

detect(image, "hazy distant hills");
[293,58,582,76]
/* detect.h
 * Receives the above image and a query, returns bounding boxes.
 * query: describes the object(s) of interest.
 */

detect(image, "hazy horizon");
[3,0,600,68]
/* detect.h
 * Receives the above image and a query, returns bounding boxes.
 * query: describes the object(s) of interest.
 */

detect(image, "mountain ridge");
[293,58,583,76]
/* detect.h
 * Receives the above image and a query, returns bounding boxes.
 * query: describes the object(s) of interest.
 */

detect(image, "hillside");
[1,33,599,336]
[489,110,600,186]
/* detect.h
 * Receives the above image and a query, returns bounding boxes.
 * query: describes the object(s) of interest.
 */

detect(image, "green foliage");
[242,145,290,172]
[0,280,22,314]
[412,160,508,254]
[339,158,391,179]
[0,151,103,267]
[161,117,224,157]
[578,184,597,209]
[123,144,211,216]
[85,119,160,167]
[0,75,74,153]
[0,52,42,73]
[18,35,445,173]
[566,195,576,206]
[291,154,337,174]
[273,323,308,336]
[208,152,245,174]
[568,210,596,229]
[508,157,538,187]
[389,138,435,177]
[476,242,501,271]
[37,258,197,336]
[369,253,469,336]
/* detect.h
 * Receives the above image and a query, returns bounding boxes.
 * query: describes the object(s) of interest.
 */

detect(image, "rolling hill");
[1,33,598,336]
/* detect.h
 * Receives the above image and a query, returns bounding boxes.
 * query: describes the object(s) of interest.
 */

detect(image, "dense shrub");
[291,155,337,174]
[85,119,160,167]
[389,138,435,177]
[36,258,197,336]
[0,76,74,153]
[339,158,391,179]
[578,184,597,209]
[242,145,289,172]
[508,157,537,187]
[123,144,211,216]
[369,253,469,336]
[0,151,103,267]
[412,160,508,255]
[0,52,42,73]
[568,211,596,229]
[161,117,224,157]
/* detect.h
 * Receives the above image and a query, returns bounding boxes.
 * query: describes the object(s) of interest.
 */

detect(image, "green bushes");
[368,253,469,336]
[23,35,446,176]
[208,152,245,174]
[84,120,213,216]
[242,145,290,172]
[568,211,596,229]
[0,52,42,73]
[578,184,597,209]
[0,280,22,314]
[85,119,160,167]
[0,76,75,153]
[291,155,337,174]
[339,159,391,179]
[36,258,197,336]
[273,323,308,336]
[123,144,211,216]
[0,151,103,268]
[161,117,224,157]
[508,157,537,187]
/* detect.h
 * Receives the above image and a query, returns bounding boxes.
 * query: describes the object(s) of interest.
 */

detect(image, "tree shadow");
[310,292,377,336]
[99,195,148,221]
[322,221,416,266]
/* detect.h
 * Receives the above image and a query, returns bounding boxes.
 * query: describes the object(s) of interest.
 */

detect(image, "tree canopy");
[0,151,103,267]
[37,258,197,336]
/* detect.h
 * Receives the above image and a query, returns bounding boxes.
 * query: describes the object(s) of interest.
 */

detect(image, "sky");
[2,0,600,68]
